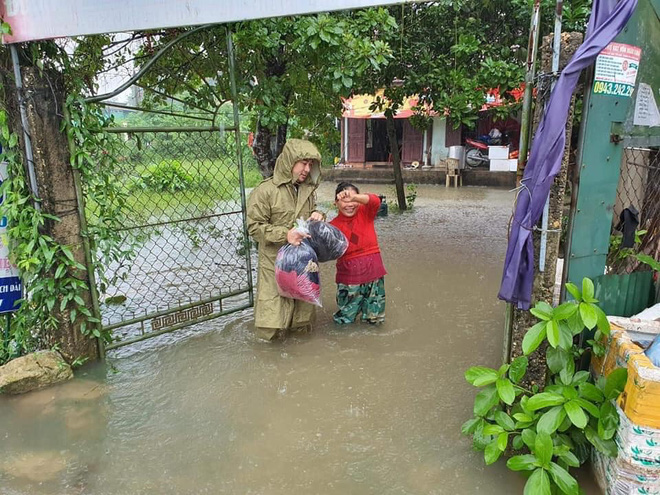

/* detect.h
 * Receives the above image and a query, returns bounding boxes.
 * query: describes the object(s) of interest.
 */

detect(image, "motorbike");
[464,129,509,169]
[464,137,491,168]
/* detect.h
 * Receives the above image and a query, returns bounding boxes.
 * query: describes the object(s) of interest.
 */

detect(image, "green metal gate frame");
[564,0,660,298]
[76,27,254,353]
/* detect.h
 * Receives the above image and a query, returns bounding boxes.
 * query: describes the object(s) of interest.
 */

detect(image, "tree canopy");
[68,1,591,177]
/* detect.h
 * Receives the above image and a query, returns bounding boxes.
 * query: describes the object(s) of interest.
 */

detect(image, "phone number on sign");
[593,81,634,97]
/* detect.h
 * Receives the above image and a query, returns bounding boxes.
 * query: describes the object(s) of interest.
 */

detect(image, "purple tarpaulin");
[498,0,639,309]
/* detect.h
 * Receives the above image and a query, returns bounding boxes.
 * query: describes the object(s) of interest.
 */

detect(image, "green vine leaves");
[462,278,627,495]
[0,42,130,363]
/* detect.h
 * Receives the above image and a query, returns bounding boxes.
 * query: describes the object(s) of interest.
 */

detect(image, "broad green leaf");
[497,432,508,451]
[531,301,554,321]
[497,364,510,377]
[472,422,491,451]
[554,302,578,321]
[598,401,619,440]
[564,400,588,428]
[546,320,560,348]
[512,434,524,450]
[483,424,505,436]
[534,432,554,467]
[566,311,584,336]
[579,303,598,330]
[572,371,590,384]
[536,406,566,435]
[494,411,516,431]
[559,366,573,386]
[560,385,578,400]
[604,368,628,400]
[585,425,618,457]
[548,462,579,495]
[527,392,566,411]
[565,282,581,302]
[522,429,537,451]
[496,378,515,406]
[474,385,499,416]
[465,366,499,387]
[507,454,538,472]
[523,321,548,355]
[558,451,580,468]
[484,439,503,465]
[582,278,596,302]
[557,414,573,433]
[574,398,600,418]
[578,382,604,402]
[593,304,611,335]
[636,253,660,271]
[546,347,569,374]
[509,356,528,384]
[557,323,573,350]
[461,417,482,435]
[524,468,551,495]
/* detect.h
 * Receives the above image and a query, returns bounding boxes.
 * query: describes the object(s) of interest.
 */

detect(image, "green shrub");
[462,278,627,495]
[141,160,196,192]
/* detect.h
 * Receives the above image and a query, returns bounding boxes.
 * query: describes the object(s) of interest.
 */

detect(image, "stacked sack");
[591,316,660,495]
[275,219,348,306]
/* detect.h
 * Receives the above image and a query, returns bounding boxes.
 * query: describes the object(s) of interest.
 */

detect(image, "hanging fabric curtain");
[498,0,639,309]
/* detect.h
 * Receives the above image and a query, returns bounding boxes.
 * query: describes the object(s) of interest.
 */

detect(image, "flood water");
[0,184,599,494]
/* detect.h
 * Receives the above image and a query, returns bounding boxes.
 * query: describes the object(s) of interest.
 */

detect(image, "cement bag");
[275,220,321,306]
[306,220,348,262]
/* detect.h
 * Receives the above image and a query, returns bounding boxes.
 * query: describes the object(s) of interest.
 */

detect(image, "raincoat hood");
[272,139,322,186]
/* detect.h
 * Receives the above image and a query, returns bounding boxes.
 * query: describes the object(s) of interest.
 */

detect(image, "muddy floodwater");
[0,184,599,494]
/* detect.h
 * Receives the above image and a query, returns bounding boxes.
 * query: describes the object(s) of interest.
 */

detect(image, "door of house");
[347,119,366,163]
[402,120,423,163]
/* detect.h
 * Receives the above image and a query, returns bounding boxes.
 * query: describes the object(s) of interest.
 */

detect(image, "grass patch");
[86,158,263,225]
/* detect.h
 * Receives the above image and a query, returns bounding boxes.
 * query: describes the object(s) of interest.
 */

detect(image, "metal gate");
[91,126,253,351]
[78,28,255,352]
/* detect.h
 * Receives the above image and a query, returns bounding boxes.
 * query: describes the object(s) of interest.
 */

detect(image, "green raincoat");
[247,139,322,333]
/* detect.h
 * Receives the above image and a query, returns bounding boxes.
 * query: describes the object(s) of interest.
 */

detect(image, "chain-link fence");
[607,146,660,275]
[90,127,254,349]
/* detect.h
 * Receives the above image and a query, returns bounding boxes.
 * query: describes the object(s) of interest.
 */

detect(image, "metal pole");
[10,44,40,210]
[226,26,254,307]
[505,0,542,364]
[539,0,563,273]
[516,0,542,185]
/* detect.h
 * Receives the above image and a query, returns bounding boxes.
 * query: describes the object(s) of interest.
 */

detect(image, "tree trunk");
[508,32,583,387]
[1,55,98,362]
[253,120,288,178]
[386,114,406,211]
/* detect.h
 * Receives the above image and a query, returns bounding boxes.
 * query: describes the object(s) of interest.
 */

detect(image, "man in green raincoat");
[247,139,324,341]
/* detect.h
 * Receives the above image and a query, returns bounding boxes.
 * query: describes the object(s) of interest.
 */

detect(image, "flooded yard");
[0,184,598,494]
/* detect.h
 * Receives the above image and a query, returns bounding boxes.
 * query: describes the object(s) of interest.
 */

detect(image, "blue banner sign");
[0,162,22,313]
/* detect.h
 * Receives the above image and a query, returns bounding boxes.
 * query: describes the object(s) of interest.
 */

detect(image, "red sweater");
[330,194,387,285]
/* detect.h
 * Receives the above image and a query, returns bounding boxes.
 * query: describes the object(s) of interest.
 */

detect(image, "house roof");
[341,86,526,119]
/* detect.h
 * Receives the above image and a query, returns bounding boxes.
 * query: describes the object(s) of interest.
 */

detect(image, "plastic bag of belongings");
[275,219,348,306]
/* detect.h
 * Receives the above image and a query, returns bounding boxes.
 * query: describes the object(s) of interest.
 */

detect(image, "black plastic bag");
[306,220,348,262]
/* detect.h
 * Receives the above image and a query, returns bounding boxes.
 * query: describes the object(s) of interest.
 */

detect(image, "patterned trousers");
[334,277,385,324]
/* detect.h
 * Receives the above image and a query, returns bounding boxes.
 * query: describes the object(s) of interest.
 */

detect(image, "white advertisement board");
[1,0,402,43]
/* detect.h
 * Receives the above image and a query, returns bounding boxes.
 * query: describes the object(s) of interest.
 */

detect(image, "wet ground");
[0,184,599,494]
